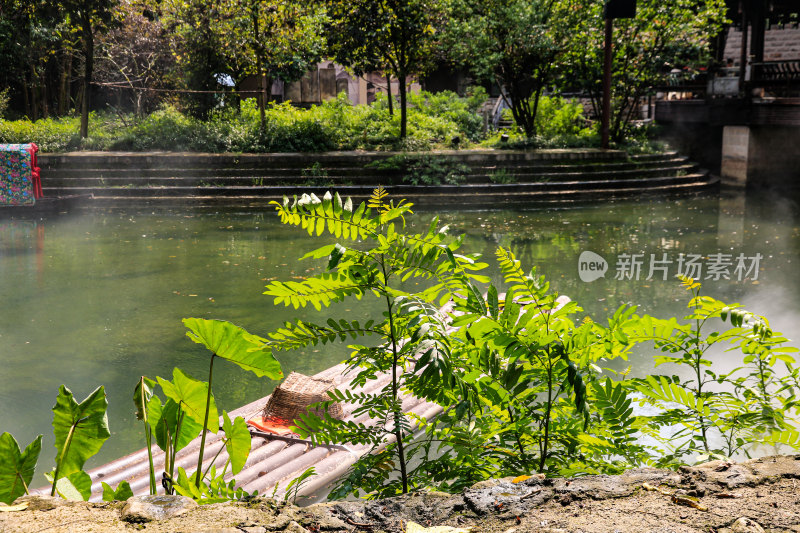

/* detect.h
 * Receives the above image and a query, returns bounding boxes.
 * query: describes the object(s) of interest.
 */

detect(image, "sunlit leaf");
[0,433,41,504]
[183,318,283,380]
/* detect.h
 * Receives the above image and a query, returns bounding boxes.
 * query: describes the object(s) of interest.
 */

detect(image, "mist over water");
[0,190,798,470]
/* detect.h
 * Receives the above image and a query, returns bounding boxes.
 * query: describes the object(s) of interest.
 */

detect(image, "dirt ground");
[2,455,799,533]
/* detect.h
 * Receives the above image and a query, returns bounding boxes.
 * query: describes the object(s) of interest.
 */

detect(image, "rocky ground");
[2,455,799,533]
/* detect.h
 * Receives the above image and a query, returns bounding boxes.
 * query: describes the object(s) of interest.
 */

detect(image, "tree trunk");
[253,9,267,132]
[29,67,38,120]
[258,68,267,132]
[398,72,407,138]
[23,72,30,118]
[80,14,94,139]
[59,53,71,116]
[386,73,393,117]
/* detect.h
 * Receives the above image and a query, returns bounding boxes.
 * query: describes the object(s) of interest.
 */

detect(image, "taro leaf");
[183,318,283,380]
[149,397,202,453]
[221,412,251,475]
[172,467,202,500]
[52,385,110,479]
[0,433,42,504]
[101,480,133,502]
[45,470,92,501]
[158,368,218,433]
[134,377,156,422]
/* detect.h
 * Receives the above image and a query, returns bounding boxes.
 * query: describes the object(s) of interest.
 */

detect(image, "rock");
[685,460,758,489]
[470,479,500,490]
[298,502,350,530]
[552,468,680,501]
[13,494,78,511]
[121,494,198,523]
[193,529,241,533]
[241,527,268,533]
[284,521,307,533]
[730,517,766,533]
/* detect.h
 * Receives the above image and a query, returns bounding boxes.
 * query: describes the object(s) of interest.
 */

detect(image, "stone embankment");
[3,455,799,533]
[37,149,716,208]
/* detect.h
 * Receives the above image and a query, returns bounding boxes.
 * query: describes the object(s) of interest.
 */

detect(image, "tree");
[94,0,175,117]
[326,0,443,138]
[0,0,70,119]
[162,0,230,118]
[441,0,573,137]
[225,0,326,131]
[58,0,117,137]
[558,0,727,143]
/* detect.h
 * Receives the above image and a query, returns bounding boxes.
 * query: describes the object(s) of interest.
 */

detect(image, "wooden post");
[738,2,748,96]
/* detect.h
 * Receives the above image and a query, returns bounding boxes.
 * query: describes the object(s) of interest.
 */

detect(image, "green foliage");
[325,0,446,138]
[558,0,727,142]
[45,470,93,501]
[442,0,572,137]
[0,433,42,504]
[488,169,516,184]
[101,480,133,502]
[422,249,645,480]
[172,465,257,504]
[366,154,470,185]
[157,368,219,434]
[284,467,316,504]
[180,317,282,489]
[0,88,9,119]
[494,95,596,147]
[50,386,110,498]
[183,318,283,380]
[221,412,252,476]
[133,377,158,495]
[266,189,489,498]
[0,89,490,153]
[623,276,800,464]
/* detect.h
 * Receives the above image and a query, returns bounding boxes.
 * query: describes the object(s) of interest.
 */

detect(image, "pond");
[1,189,798,471]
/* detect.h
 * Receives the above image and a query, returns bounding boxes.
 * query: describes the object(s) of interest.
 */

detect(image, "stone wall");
[724,26,800,64]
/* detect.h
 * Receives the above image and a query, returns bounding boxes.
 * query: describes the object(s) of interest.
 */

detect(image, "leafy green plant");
[284,467,316,504]
[366,154,470,186]
[0,386,111,503]
[101,480,133,502]
[262,188,488,498]
[134,377,158,495]
[47,386,111,500]
[301,162,332,186]
[0,88,9,119]
[145,368,210,493]
[141,319,282,495]
[426,250,645,481]
[171,412,255,503]
[0,434,42,504]
[625,276,800,463]
[488,168,517,184]
[172,464,257,504]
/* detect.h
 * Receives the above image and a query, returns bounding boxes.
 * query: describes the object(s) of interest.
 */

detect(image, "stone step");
[62,175,718,209]
[40,157,689,180]
[40,164,698,188]
[39,149,631,170]
[43,172,710,199]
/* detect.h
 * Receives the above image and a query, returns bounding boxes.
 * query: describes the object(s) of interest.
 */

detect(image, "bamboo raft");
[72,363,443,502]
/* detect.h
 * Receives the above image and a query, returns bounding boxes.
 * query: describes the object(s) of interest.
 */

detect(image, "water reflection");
[0,190,798,468]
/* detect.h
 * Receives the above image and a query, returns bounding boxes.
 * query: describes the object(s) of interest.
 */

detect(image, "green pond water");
[1,190,798,473]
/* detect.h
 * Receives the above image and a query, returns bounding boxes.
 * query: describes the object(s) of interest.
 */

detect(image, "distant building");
[238,61,421,107]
